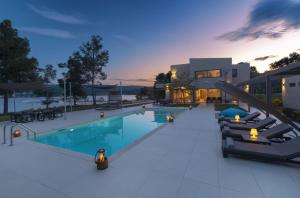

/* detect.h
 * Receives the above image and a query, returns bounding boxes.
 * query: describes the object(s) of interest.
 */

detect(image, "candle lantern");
[100,112,104,118]
[166,114,174,122]
[95,148,108,170]
[13,129,21,137]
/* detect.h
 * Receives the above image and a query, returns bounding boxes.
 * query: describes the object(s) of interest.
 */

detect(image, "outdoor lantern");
[250,128,258,140]
[100,112,104,118]
[95,148,108,170]
[189,105,192,110]
[166,114,174,122]
[235,115,240,122]
[13,129,21,138]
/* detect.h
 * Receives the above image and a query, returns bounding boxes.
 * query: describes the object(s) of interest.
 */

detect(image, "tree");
[0,19,39,113]
[58,51,87,105]
[79,35,109,105]
[153,71,171,101]
[250,66,260,78]
[155,71,171,84]
[169,72,193,104]
[40,64,57,109]
[270,52,300,70]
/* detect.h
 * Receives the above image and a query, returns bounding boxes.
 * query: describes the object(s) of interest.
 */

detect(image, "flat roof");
[237,62,300,86]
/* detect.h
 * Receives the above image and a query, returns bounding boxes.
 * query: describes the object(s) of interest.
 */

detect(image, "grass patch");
[0,114,10,122]
[214,103,246,111]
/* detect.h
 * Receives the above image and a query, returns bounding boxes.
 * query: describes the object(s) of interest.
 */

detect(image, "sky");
[1,0,300,86]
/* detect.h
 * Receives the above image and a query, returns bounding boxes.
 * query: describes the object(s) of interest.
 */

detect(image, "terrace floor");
[1,105,300,198]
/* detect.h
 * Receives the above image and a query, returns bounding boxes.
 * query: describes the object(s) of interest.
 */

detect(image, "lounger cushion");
[223,136,300,160]
[222,123,293,140]
[227,117,276,131]
[223,137,285,160]
[220,108,248,118]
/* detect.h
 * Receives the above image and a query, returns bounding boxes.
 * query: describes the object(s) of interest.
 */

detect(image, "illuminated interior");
[195,69,221,79]
[171,69,177,80]
[194,88,222,103]
[171,89,192,104]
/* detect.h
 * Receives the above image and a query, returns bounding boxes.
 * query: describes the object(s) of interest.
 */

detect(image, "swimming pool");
[34,108,183,156]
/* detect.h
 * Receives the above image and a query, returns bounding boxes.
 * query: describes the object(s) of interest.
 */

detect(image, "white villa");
[282,75,300,110]
[166,58,250,104]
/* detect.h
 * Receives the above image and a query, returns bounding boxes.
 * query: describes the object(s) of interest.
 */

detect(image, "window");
[207,89,221,97]
[289,83,296,87]
[207,69,221,78]
[232,69,238,78]
[195,71,207,79]
[195,69,221,79]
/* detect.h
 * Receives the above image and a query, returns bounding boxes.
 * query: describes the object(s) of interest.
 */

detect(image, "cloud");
[254,55,277,61]
[19,27,75,39]
[217,0,300,41]
[110,78,154,82]
[28,4,85,24]
[113,34,131,42]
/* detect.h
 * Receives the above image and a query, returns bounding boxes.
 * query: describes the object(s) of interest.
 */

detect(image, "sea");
[0,95,136,113]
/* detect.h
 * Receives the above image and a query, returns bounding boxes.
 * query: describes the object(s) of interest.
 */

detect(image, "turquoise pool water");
[35,109,183,156]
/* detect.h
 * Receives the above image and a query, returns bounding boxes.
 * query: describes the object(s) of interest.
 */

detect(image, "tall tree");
[40,64,57,109]
[270,52,300,70]
[0,19,39,113]
[58,51,87,105]
[250,66,260,78]
[79,35,109,105]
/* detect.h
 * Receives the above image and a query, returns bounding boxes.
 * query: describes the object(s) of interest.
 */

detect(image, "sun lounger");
[222,117,276,131]
[222,136,300,162]
[217,112,260,123]
[222,123,293,140]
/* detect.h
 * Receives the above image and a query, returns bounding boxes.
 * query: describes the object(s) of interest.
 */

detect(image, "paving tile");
[220,187,264,198]
[218,158,263,196]
[175,177,219,198]
[250,164,300,198]
[0,169,69,198]
[135,170,183,198]
[185,151,219,186]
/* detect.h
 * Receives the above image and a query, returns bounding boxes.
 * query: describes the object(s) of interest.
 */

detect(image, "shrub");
[272,98,282,107]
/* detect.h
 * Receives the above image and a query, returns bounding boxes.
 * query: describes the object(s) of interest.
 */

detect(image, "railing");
[2,123,37,146]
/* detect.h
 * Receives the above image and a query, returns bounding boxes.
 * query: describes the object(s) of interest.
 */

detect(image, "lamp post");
[120,81,123,109]
[13,90,16,113]
[63,77,67,119]
[69,82,72,112]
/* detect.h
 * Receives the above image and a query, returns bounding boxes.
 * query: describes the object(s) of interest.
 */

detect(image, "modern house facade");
[166,58,250,104]
[282,75,300,110]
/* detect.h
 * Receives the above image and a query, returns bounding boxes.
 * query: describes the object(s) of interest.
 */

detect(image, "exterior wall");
[169,58,250,103]
[282,75,300,110]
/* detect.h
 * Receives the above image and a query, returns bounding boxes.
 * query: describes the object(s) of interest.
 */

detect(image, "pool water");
[35,109,183,156]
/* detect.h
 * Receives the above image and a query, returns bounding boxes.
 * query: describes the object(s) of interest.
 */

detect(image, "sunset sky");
[1,0,300,86]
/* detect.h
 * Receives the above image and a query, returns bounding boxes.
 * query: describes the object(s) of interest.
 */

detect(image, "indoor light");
[250,128,258,139]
